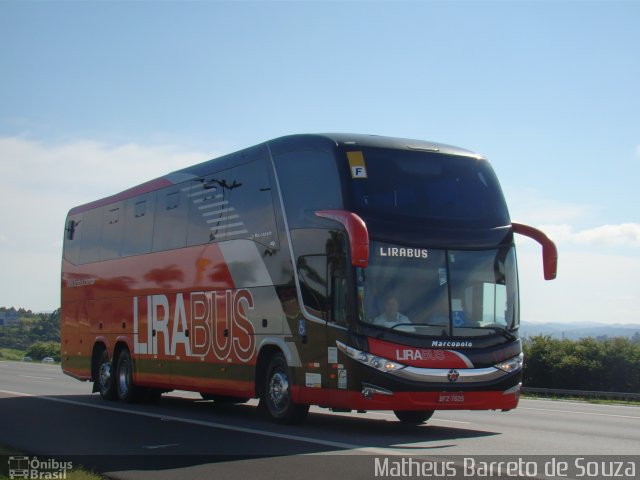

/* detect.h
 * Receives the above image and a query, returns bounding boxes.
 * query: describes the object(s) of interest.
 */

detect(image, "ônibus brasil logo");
[8,456,73,479]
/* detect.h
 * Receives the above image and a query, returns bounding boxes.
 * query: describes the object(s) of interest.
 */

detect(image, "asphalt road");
[1,360,638,479]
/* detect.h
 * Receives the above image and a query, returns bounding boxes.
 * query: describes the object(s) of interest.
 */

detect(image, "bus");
[61,133,557,424]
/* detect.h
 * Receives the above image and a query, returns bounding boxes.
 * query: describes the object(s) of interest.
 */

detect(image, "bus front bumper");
[355,381,521,411]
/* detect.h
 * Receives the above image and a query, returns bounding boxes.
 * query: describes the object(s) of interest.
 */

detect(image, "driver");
[373,295,409,327]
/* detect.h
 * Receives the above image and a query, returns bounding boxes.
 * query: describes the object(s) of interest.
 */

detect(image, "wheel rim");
[268,369,289,412]
[99,361,111,390]
[118,358,130,396]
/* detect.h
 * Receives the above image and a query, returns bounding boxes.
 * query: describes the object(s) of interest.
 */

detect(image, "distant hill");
[520,322,640,341]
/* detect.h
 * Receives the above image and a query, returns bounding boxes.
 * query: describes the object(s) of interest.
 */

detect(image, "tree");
[26,341,60,361]
[523,335,640,392]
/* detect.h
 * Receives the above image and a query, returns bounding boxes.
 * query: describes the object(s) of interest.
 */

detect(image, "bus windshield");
[358,242,519,337]
[349,148,510,229]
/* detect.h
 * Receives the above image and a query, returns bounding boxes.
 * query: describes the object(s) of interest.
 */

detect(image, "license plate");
[438,393,465,403]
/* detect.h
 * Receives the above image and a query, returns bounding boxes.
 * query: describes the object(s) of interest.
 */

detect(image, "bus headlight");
[494,353,524,373]
[336,341,406,373]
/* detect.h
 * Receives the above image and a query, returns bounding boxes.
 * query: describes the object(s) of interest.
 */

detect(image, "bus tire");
[263,352,309,424]
[115,348,140,403]
[96,348,118,401]
[393,410,434,424]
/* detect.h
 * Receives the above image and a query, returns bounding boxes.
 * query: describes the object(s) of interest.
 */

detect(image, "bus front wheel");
[393,410,434,424]
[262,353,309,424]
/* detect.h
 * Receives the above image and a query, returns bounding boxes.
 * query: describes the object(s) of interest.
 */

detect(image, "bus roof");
[67,133,483,215]
[306,133,483,159]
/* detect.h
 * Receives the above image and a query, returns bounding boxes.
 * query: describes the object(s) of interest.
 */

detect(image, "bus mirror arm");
[315,210,369,268]
[512,222,558,281]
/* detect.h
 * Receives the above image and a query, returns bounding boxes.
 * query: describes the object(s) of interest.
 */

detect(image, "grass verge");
[0,348,27,362]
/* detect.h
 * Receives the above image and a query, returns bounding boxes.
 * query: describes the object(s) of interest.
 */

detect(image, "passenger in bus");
[373,295,410,327]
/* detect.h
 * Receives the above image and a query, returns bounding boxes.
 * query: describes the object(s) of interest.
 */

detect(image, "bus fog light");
[362,384,393,399]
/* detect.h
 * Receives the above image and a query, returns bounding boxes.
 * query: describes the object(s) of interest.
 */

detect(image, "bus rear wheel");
[262,353,309,424]
[116,348,141,403]
[96,349,117,401]
[393,410,434,424]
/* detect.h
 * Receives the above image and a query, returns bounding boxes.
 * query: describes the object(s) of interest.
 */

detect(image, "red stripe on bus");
[368,338,472,369]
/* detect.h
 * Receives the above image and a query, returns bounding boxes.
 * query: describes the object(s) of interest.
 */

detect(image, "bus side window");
[328,231,349,327]
[123,193,156,257]
[101,203,124,261]
[78,207,103,264]
[297,255,329,320]
[229,160,279,248]
[187,177,207,245]
[63,215,83,265]
[187,170,233,245]
[153,184,189,252]
[330,275,349,328]
[272,148,342,229]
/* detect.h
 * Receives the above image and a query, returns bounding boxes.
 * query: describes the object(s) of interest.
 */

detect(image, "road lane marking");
[0,389,410,456]
[18,375,53,380]
[520,406,640,420]
[143,444,179,450]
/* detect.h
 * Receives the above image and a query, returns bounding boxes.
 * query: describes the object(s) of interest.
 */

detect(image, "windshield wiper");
[376,322,439,339]
[389,322,432,331]
[465,325,517,342]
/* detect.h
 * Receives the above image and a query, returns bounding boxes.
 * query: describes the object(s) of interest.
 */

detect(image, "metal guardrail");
[522,387,640,401]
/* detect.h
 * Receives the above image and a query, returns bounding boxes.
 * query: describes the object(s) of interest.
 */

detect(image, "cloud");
[536,223,640,248]
[518,250,640,325]
[508,189,640,249]
[0,136,214,199]
[0,136,218,310]
[482,187,640,324]
[506,187,596,226]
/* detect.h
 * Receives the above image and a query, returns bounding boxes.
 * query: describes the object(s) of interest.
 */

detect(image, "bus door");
[325,269,352,405]
[296,254,329,396]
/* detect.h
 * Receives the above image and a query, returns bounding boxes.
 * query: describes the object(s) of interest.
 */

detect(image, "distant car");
[21,356,32,362]
[41,357,55,363]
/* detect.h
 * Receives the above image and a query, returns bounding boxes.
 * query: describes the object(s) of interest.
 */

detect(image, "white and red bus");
[61,134,557,424]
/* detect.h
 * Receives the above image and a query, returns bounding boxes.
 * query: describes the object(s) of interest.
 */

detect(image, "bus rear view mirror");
[315,210,369,268]
[512,222,558,280]
[65,220,77,241]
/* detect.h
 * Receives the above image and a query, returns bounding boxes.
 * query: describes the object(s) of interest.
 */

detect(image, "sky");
[0,0,638,325]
